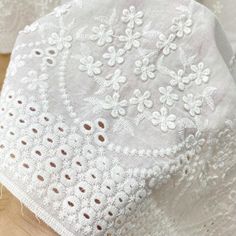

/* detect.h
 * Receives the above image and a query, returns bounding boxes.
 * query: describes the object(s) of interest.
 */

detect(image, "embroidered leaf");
[113,118,134,136]
[94,15,109,24]
[179,47,196,67]
[143,30,161,40]
[143,21,152,32]
[177,118,196,140]
[68,19,76,29]
[108,8,117,25]
[76,26,88,41]
[135,111,152,125]
[135,113,146,125]
[156,56,173,75]
[137,48,153,57]
[83,97,104,114]
[202,87,217,111]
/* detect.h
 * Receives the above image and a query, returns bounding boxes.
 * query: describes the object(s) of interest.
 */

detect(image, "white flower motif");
[103,93,128,118]
[90,24,113,46]
[105,69,127,91]
[79,56,103,77]
[170,69,190,91]
[130,89,153,112]
[190,63,211,85]
[159,86,179,106]
[121,5,144,29]
[156,34,177,55]
[21,70,48,90]
[151,107,176,132]
[119,28,141,50]
[48,30,73,51]
[53,3,71,17]
[183,94,203,117]
[185,131,205,154]
[134,58,156,81]
[171,15,192,38]
[103,46,125,66]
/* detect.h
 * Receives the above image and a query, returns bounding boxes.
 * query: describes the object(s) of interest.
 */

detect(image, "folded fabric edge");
[0,173,74,236]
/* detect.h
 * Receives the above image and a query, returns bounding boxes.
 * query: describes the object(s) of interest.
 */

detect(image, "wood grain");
[0,54,58,236]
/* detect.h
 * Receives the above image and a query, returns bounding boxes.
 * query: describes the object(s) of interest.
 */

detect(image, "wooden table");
[0,54,57,236]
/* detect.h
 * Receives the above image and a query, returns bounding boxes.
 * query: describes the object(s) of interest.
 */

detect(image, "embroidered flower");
[53,3,71,17]
[119,28,141,50]
[121,5,144,29]
[103,46,125,66]
[130,89,153,112]
[152,107,176,132]
[48,30,73,51]
[103,93,128,118]
[171,15,192,38]
[134,58,156,81]
[190,63,211,85]
[159,86,179,106]
[183,94,203,117]
[105,69,127,91]
[185,131,205,154]
[79,56,103,77]
[90,24,113,46]
[169,69,190,91]
[21,70,48,90]
[156,34,177,55]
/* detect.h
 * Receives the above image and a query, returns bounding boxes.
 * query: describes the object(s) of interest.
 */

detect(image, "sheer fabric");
[0,0,236,235]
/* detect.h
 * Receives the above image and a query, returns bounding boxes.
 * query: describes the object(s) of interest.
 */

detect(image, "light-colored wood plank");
[0,54,10,88]
[0,54,58,236]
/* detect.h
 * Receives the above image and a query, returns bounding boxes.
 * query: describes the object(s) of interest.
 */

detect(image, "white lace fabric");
[0,0,236,235]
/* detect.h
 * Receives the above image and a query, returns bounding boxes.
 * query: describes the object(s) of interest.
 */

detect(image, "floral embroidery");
[21,70,48,90]
[119,28,141,50]
[159,86,179,106]
[121,6,144,29]
[103,93,128,118]
[134,58,156,81]
[75,5,215,134]
[79,56,103,77]
[105,69,127,91]
[103,46,125,66]
[156,34,177,55]
[171,15,192,38]
[151,107,176,132]
[169,69,190,91]
[90,24,113,46]
[185,131,205,154]
[190,63,211,85]
[48,30,73,51]
[183,94,203,117]
[130,89,153,112]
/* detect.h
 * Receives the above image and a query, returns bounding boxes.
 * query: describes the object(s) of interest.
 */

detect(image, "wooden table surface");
[0,54,57,236]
